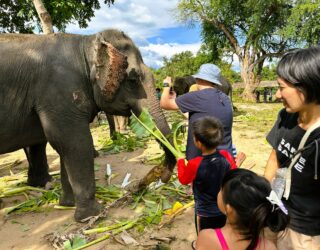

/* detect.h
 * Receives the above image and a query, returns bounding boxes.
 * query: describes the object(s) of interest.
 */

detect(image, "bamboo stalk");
[0,186,47,197]
[54,205,76,210]
[83,220,131,234]
[75,219,139,249]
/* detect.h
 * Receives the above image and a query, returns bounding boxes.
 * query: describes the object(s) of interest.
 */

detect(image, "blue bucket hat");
[192,63,222,85]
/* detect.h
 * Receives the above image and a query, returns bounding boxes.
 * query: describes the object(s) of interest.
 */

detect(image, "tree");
[0,0,115,33]
[261,64,277,81]
[152,50,240,87]
[176,0,320,100]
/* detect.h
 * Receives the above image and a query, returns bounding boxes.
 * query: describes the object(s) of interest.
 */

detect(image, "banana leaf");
[171,121,186,154]
[130,109,184,158]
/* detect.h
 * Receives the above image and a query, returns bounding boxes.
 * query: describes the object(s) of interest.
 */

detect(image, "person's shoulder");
[278,108,297,119]
[196,229,218,250]
[188,156,203,164]
[215,153,231,165]
[177,90,198,100]
[278,108,298,126]
[257,238,277,250]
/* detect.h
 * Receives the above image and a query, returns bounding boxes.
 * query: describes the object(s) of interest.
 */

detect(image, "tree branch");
[252,48,295,69]
[194,0,243,60]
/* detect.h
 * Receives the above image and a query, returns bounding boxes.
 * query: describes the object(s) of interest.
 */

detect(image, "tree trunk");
[240,56,257,101]
[32,0,54,34]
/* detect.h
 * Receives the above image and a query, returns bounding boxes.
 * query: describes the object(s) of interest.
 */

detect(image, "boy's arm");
[177,157,202,185]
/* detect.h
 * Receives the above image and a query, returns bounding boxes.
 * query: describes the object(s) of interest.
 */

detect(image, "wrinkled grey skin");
[173,76,232,97]
[0,29,175,221]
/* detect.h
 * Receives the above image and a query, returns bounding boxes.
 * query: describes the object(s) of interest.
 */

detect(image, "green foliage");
[261,64,277,81]
[171,121,187,154]
[130,109,184,158]
[3,185,60,214]
[281,1,320,45]
[64,235,87,250]
[152,49,240,87]
[0,0,115,33]
[163,51,199,77]
[99,132,146,154]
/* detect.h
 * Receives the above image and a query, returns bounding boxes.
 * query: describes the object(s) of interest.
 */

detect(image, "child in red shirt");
[177,116,232,235]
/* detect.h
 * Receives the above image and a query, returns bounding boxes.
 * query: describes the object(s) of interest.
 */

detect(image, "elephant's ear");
[92,35,128,101]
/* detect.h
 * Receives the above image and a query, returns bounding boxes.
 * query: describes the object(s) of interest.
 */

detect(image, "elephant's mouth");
[129,99,142,117]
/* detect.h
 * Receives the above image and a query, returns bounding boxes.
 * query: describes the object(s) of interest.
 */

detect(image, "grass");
[233,102,283,134]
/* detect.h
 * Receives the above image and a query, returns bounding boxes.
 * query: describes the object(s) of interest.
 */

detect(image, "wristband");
[163,82,170,88]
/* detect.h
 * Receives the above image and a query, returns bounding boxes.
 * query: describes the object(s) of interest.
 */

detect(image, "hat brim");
[192,73,222,86]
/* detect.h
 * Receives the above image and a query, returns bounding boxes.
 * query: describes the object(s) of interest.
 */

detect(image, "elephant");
[0,29,176,221]
[173,75,232,97]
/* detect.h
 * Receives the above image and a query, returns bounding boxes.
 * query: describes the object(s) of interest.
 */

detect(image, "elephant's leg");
[56,138,102,221]
[41,117,102,222]
[59,158,75,206]
[106,114,116,139]
[62,141,102,221]
[24,143,52,187]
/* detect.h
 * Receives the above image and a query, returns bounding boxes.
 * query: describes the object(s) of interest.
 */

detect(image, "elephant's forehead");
[126,52,141,66]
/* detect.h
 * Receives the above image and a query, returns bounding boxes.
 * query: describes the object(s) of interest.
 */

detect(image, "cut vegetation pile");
[1,168,193,249]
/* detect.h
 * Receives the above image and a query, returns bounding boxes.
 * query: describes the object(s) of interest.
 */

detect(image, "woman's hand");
[163,76,172,86]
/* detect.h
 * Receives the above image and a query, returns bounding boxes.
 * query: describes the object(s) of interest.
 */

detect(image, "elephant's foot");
[74,201,103,222]
[160,168,173,183]
[27,174,52,188]
[59,194,75,207]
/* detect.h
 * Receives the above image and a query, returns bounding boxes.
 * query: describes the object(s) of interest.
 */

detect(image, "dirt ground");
[0,103,281,250]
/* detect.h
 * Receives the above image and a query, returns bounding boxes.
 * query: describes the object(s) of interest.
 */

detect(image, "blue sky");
[66,0,202,69]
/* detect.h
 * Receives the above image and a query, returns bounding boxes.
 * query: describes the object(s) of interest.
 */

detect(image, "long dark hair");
[221,169,289,250]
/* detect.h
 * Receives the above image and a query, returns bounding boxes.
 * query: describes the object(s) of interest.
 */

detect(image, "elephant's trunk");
[141,64,176,182]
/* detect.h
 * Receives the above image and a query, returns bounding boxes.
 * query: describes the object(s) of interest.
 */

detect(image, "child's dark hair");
[221,169,289,250]
[277,46,320,104]
[192,116,223,149]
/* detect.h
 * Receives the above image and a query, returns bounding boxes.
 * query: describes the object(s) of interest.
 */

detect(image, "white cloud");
[66,0,201,68]
[66,0,179,39]
[140,42,202,68]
